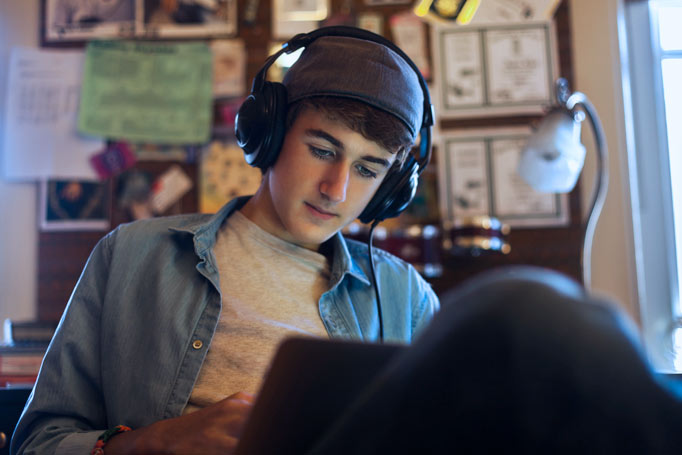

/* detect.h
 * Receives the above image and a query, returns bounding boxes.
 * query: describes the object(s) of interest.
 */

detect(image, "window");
[656,5,682,319]
[623,0,682,371]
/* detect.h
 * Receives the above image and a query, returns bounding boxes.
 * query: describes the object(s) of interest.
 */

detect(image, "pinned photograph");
[42,0,136,44]
[140,0,237,38]
[40,179,111,231]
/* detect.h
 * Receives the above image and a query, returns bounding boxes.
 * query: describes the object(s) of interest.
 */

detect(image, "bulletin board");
[34,0,582,320]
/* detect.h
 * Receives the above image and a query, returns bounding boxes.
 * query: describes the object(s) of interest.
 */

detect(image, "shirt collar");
[328,231,371,287]
[168,196,249,259]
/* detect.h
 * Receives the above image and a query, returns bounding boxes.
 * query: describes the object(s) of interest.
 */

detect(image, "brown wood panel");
[37,0,579,319]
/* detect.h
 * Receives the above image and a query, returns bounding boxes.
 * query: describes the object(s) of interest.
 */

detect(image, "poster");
[78,40,213,144]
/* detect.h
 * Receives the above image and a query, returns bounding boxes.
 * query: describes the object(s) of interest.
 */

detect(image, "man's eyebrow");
[305,129,343,149]
[305,128,391,169]
[361,156,391,169]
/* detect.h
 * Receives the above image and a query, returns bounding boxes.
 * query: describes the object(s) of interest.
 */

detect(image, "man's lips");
[305,202,339,219]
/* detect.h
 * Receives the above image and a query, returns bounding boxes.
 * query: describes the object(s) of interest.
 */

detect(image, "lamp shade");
[518,108,586,193]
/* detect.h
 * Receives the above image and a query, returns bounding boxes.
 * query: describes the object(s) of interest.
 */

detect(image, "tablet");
[235,336,405,454]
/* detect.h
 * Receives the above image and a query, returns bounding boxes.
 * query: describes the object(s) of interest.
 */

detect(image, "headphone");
[235,26,434,224]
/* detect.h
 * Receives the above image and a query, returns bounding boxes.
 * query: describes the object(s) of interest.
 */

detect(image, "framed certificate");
[432,22,558,118]
[437,128,569,227]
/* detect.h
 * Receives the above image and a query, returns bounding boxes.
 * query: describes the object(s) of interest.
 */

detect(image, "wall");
[568,0,639,319]
[0,0,642,339]
[0,1,40,341]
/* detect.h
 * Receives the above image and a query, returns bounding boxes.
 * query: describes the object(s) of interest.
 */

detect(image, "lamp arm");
[565,93,609,289]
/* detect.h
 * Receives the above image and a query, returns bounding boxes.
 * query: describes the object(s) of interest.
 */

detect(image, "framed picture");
[431,21,559,118]
[42,0,136,45]
[139,0,237,39]
[437,128,569,228]
[272,0,328,39]
[40,179,111,231]
[41,0,237,45]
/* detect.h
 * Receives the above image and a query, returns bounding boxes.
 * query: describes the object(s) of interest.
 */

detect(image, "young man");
[11,30,439,454]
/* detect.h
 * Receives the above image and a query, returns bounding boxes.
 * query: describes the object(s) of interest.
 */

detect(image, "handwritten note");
[78,40,213,144]
[2,47,102,180]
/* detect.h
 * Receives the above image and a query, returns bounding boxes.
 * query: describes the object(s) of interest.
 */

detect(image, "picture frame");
[42,0,136,45]
[39,179,111,231]
[138,0,238,39]
[437,128,569,228]
[41,0,237,46]
[271,0,328,39]
[431,21,559,118]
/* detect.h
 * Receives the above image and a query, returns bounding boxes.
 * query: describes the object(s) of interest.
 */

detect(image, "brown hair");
[285,96,414,169]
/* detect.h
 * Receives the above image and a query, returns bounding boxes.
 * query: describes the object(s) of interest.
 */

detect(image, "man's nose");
[319,163,349,203]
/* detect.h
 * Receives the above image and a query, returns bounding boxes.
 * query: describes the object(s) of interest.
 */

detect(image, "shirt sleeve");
[11,231,117,455]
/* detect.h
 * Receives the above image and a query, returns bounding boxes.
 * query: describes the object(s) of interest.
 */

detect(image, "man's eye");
[356,165,377,179]
[310,146,334,159]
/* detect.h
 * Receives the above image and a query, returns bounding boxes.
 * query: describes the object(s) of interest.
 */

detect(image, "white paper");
[211,39,246,98]
[150,165,194,214]
[438,28,484,108]
[390,11,431,79]
[467,0,561,25]
[272,0,327,39]
[442,138,490,220]
[485,27,551,105]
[2,47,102,181]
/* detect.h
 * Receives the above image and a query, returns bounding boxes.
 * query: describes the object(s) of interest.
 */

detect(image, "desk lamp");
[517,78,609,289]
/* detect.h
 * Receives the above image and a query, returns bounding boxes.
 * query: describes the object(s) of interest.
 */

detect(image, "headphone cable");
[368,220,383,342]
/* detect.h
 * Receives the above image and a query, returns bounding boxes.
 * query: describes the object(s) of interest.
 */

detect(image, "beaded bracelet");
[91,425,132,455]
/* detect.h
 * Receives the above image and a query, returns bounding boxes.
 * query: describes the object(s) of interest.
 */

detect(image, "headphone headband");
[235,26,434,223]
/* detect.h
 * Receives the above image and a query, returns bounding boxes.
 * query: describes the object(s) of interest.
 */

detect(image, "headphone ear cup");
[235,81,288,170]
[359,158,419,224]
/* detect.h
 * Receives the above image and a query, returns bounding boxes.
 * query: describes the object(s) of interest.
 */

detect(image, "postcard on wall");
[390,11,431,79]
[272,0,328,39]
[357,12,383,35]
[437,128,569,228]
[139,0,237,39]
[432,22,558,118]
[40,179,110,231]
[211,39,246,98]
[2,47,102,181]
[77,40,213,144]
[467,0,562,25]
[42,0,136,44]
[199,141,262,213]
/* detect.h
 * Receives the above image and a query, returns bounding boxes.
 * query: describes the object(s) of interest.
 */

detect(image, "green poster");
[78,40,213,144]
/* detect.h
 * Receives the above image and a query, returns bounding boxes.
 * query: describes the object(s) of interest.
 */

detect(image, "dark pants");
[309,267,682,454]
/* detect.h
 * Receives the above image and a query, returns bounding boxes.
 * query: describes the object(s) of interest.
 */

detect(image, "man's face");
[254,107,397,250]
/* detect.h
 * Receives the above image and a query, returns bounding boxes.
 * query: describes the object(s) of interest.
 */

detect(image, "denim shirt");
[11,197,439,455]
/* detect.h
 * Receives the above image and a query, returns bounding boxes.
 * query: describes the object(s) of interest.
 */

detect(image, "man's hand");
[104,391,255,454]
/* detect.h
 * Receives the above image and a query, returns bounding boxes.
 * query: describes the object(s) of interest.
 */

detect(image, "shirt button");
[192,340,203,349]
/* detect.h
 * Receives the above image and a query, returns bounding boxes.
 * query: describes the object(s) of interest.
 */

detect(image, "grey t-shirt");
[184,210,330,413]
